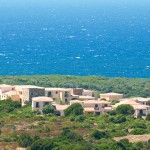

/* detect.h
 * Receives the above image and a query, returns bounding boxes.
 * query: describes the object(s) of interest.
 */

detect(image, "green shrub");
[109,110,117,116]
[75,115,85,122]
[64,103,83,116]
[130,128,147,135]
[18,133,33,148]
[111,100,120,105]
[116,104,134,115]
[32,110,41,115]
[109,115,126,124]
[132,122,147,129]
[146,114,150,121]
[42,105,55,114]
[92,130,109,139]
[31,139,54,150]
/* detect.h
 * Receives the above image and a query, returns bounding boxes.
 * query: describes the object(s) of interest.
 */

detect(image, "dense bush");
[0,99,21,113]
[30,139,54,150]
[42,105,55,114]
[130,128,147,135]
[64,103,83,116]
[116,104,134,115]
[18,133,33,148]
[92,130,109,139]
[109,115,127,124]
[132,122,147,129]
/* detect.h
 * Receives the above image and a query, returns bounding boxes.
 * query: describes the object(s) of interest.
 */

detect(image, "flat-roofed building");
[0,91,20,102]
[136,98,150,105]
[100,93,123,101]
[82,90,97,99]
[0,84,14,94]
[70,100,111,115]
[15,85,45,105]
[112,100,150,117]
[78,95,96,101]
[45,88,78,104]
[32,96,53,111]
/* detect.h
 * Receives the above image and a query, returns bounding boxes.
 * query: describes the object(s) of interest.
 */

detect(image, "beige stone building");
[112,100,150,117]
[100,93,123,101]
[45,88,79,104]
[0,84,18,101]
[0,91,20,102]
[0,84,14,94]
[32,97,53,111]
[15,85,45,105]
[82,90,97,99]
[70,100,111,115]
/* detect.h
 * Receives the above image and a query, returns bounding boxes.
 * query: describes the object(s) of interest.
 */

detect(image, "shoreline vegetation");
[0,75,149,98]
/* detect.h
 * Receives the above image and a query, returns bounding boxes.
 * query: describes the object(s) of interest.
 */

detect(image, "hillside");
[1,99,150,150]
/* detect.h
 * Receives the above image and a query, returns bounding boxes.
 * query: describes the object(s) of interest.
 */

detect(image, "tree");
[64,103,83,116]
[116,104,134,115]
[42,105,55,114]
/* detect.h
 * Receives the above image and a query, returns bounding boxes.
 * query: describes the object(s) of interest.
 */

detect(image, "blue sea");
[0,0,150,78]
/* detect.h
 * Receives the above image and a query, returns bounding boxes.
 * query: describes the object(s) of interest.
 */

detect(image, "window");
[36,102,39,108]
[56,91,58,94]
[48,92,52,97]
[65,99,68,102]
[95,112,100,115]
[139,109,143,115]
[94,104,99,110]
[64,92,69,97]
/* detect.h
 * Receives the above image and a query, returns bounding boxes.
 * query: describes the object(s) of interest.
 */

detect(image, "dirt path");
[114,134,150,143]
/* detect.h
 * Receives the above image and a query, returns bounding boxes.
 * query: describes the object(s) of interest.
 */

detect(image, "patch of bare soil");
[114,134,150,143]
[0,142,17,150]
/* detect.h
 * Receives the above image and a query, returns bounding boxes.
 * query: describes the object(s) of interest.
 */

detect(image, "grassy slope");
[1,102,150,149]
[0,75,150,97]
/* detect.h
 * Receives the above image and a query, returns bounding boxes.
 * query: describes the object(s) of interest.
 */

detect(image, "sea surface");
[0,0,150,78]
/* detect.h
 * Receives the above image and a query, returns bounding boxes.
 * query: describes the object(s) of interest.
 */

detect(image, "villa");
[70,100,111,115]
[45,88,97,104]
[100,92,123,101]
[112,100,150,117]
[0,91,20,102]
[32,96,53,111]
[14,85,45,105]
[1,84,150,117]
[45,88,76,104]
